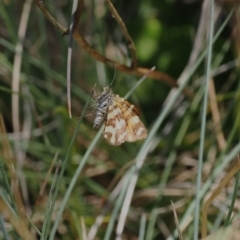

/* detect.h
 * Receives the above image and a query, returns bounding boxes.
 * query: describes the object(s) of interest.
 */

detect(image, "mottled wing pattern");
[116,95,148,142]
[103,94,147,145]
[102,99,127,146]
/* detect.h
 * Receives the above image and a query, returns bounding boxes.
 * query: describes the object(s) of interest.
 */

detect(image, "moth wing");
[113,95,147,143]
[102,101,127,146]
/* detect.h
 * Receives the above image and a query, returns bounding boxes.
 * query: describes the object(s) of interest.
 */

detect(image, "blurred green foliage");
[1,0,240,240]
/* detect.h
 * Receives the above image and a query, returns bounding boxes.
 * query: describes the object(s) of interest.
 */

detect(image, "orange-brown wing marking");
[102,101,127,146]
[113,95,147,142]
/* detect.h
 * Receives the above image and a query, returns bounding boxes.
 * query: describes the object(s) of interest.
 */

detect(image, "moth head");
[103,86,112,94]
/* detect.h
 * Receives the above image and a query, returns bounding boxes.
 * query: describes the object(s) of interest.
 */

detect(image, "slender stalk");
[193,1,214,239]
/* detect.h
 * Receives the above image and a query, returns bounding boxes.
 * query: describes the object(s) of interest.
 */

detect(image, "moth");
[92,86,147,146]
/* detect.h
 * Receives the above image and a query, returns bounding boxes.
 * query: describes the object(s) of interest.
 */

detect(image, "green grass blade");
[193,1,214,239]
[224,172,240,227]
[167,141,240,240]
[146,87,204,239]
[49,65,150,240]
[0,159,17,212]
[103,170,132,240]
[139,213,147,240]
[47,94,92,240]
[0,190,17,218]
[0,214,9,240]
[40,159,61,240]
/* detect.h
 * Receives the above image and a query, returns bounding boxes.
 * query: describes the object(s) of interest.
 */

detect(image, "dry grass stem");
[208,79,226,151]
[202,160,240,238]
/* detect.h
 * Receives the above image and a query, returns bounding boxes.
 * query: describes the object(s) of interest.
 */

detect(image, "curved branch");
[35,0,68,34]
[35,0,193,98]
[105,0,138,68]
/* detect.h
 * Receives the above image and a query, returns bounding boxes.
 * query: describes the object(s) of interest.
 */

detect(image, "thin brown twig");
[73,0,85,28]
[171,201,183,240]
[72,29,183,90]
[73,30,194,97]
[208,79,226,151]
[35,0,194,99]
[35,0,68,34]
[105,0,138,68]
[36,151,59,203]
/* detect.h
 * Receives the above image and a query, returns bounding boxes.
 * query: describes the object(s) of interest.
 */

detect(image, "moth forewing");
[93,86,147,145]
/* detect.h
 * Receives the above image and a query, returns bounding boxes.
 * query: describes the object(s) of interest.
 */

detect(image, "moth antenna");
[109,68,116,87]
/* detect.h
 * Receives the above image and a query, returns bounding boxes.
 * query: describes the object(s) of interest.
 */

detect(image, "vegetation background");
[1,0,240,239]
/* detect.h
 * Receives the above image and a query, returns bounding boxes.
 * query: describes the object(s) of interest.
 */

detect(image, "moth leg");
[78,111,96,120]
[91,83,98,99]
